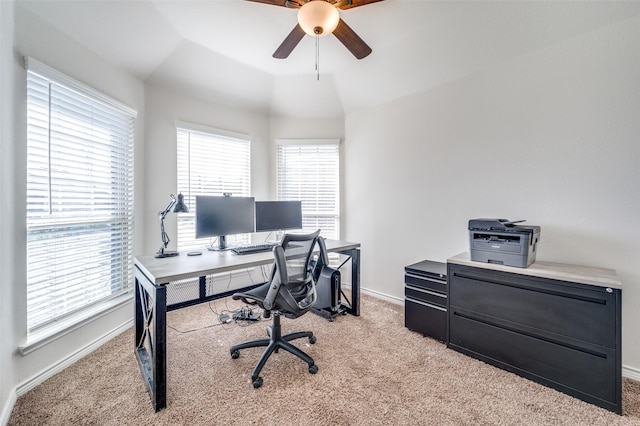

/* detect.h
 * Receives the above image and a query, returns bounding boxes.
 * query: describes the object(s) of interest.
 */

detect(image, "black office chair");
[230,230,321,388]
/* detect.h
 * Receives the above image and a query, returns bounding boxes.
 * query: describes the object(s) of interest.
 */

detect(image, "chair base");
[230,312,318,388]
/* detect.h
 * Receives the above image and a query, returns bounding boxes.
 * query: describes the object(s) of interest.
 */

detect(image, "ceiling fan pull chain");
[315,34,320,81]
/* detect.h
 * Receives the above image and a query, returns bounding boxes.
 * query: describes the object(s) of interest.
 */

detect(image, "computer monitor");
[195,195,255,250]
[255,201,303,232]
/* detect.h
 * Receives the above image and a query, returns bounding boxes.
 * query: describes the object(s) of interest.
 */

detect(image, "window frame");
[176,122,252,251]
[275,138,341,240]
[24,57,136,346]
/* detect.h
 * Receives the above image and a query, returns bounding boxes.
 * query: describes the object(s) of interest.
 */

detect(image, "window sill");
[19,291,133,355]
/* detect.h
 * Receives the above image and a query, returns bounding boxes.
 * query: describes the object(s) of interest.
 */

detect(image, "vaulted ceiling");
[18,0,640,118]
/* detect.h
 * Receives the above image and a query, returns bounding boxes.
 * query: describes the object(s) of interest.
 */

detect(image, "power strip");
[232,309,261,321]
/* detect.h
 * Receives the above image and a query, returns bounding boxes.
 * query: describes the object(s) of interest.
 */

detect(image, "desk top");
[447,252,622,289]
[135,239,360,285]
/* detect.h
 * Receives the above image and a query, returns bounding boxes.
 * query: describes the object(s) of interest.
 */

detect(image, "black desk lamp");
[155,193,189,258]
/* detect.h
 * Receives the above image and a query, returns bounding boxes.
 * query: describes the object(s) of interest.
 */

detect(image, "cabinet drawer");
[405,285,446,308]
[405,298,447,342]
[449,312,618,409]
[449,266,617,348]
[405,273,446,294]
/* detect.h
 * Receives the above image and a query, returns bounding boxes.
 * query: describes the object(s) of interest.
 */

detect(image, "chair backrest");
[262,230,321,316]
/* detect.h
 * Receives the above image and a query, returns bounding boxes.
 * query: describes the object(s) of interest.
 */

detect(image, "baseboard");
[15,319,133,397]
[623,365,640,381]
[359,286,403,306]
[0,388,17,426]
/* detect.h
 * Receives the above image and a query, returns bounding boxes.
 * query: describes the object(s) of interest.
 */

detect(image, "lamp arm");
[157,195,177,255]
[158,194,177,219]
[158,216,170,254]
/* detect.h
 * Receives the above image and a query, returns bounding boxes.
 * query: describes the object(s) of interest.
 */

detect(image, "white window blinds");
[276,140,340,240]
[176,125,251,250]
[26,58,136,332]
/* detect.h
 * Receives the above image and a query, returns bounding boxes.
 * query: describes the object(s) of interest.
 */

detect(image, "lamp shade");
[173,193,189,213]
[297,0,340,37]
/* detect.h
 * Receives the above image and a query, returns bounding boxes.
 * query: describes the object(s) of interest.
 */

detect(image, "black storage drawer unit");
[447,255,622,414]
[404,260,447,342]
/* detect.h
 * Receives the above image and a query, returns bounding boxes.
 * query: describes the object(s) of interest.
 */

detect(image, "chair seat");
[232,282,270,307]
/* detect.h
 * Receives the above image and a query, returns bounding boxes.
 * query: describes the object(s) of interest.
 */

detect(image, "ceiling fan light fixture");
[297,0,340,37]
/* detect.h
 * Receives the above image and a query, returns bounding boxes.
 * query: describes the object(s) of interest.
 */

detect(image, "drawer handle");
[453,272,608,305]
[406,297,447,312]
[405,272,446,284]
[452,310,608,359]
[405,284,446,298]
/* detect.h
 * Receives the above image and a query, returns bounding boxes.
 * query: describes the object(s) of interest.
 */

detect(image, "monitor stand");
[207,235,231,251]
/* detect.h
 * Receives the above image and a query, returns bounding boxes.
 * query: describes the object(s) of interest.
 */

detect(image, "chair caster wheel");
[309,336,317,344]
[309,364,318,374]
[252,377,263,388]
[231,350,240,359]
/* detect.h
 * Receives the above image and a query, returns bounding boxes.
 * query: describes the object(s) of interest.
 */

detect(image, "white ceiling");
[18,0,640,118]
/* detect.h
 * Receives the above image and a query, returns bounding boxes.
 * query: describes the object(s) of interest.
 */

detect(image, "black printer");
[468,218,540,268]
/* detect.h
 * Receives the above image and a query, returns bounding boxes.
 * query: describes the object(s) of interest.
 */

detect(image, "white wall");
[344,16,640,369]
[4,4,146,410]
[1,1,17,422]
[269,116,345,146]
[142,83,273,254]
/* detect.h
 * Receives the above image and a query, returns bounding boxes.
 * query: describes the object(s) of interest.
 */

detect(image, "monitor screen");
[255,201,303,232]
[195,196,255,239]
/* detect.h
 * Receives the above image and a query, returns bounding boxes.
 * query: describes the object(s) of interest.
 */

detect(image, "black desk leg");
[134,268,167,411]
[340,248,360,317]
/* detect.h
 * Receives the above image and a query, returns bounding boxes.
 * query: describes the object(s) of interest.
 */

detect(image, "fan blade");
[332,18,372,59]
[244,0,302,8]
[273,24,306,59]
[333,0,384,10]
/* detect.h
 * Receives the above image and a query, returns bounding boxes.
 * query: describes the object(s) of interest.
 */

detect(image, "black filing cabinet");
[447,262,622,414]
[404,260,447,342]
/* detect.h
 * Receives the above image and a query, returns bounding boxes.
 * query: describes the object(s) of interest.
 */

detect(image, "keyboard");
[231,243,276,255]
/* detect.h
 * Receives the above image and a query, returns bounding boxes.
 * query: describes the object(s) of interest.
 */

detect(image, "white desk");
[134,239,361,411]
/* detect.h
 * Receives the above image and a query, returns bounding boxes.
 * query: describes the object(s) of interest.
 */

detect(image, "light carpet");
[9,294,640,425]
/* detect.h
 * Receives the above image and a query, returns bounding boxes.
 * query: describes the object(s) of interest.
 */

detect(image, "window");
[176,124,251,251]
[26,58,136,333]
[276,139,340,240]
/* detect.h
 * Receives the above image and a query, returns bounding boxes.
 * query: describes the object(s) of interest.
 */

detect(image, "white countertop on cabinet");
[447,252,622,290]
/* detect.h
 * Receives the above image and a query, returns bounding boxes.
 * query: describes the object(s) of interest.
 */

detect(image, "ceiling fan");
[246,0,383,60]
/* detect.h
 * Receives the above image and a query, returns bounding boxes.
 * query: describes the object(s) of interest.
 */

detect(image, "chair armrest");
[296,279,317,311]
[263,245,288,310]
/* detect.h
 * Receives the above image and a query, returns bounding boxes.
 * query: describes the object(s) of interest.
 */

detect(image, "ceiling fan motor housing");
[298,0,340,36]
